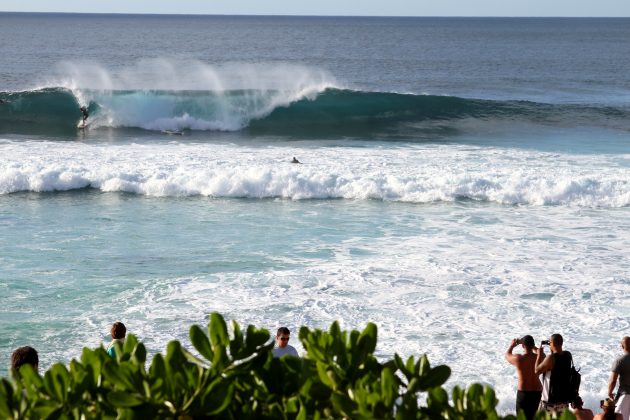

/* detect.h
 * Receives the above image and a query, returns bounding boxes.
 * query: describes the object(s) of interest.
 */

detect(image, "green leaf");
[229,320,244,357]
[467,383,483,404]
[380,367,397,407]
[44,363,69,402]
[427,386,449,406]
[418,354,430,376]
[208,312,229,349]
[245,325,270,353]
[482,385,497,410]
[190,324,214,361]
[331,393,357,418]
[316,363,334,388]
[394,353,412,379]
[31,403,62,419]
[108,391,145,407]
[132,343,147,365]
[150,353,166,379]
[0,379,15,419]
[103,362,140,391]
[200,382,234,415]
[418,365,451,390]
[123,334,139,353]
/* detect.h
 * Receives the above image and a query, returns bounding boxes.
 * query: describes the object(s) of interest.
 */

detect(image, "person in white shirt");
[272,327,299,358]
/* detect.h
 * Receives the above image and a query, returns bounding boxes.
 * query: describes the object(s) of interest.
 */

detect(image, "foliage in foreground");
[0,313,576,419]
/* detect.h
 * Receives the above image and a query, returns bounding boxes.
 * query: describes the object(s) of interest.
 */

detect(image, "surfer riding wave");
[79,106,89,127]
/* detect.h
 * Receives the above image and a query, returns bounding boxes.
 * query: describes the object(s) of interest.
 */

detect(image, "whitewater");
[1,13,629,416]
[1,140,629,206]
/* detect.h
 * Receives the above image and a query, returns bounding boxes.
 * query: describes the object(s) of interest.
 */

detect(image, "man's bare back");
[515,353,543,391]
[506,338,543,391]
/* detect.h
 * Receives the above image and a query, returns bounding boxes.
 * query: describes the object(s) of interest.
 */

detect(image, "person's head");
[111,322,126,340]
[276,327,291,348]
[572,396,584,410]
[622,336,630,353]
[550,333,563,352]
[11,346,39,371]
[519,335,535,351]
[601,398,616,412]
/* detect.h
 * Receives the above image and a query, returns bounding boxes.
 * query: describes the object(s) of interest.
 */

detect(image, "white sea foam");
[35,201,629,414]
[1,139,628,414]
[0,140,628,207]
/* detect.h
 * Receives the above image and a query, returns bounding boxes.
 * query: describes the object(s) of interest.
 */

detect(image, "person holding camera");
[536,333,575,413]
[505,335,543,420]
[594,398,622,420]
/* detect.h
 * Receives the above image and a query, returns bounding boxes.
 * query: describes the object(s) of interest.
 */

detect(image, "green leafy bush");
[0,313,574,419]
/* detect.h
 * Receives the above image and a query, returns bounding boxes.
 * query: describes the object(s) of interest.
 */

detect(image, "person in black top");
[535,333,575,413]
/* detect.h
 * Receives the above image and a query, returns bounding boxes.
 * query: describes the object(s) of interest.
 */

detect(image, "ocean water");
[1,13,629,413]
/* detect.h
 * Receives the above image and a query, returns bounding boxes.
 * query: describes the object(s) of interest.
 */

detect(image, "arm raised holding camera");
[505,338,520,366]
[535,341,554,375]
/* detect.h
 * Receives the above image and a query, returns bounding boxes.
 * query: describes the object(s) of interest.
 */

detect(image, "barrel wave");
[1,87,629,137]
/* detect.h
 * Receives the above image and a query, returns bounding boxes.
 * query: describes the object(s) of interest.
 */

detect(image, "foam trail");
[1,141,628,207]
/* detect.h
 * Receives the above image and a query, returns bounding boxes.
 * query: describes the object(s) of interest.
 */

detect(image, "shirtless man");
[506,335,543,420]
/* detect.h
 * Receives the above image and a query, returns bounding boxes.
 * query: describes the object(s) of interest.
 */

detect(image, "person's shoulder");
[519,352,538,362]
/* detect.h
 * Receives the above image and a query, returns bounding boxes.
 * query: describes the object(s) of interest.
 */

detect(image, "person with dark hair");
[272,327,299,358]
[594,398,623,420]
[572,396,594,420]
[11,346,38,371]
[107,322,126,358]
[536,333,576,413]
[608,336,630,420]
[505,335,543,420]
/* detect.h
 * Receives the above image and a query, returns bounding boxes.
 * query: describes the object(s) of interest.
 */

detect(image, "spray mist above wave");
[2,59,630,135]
[56,59,338,131]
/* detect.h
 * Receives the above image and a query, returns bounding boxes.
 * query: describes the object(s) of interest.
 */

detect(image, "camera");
[514,338,522,345]
[541,340,550,346]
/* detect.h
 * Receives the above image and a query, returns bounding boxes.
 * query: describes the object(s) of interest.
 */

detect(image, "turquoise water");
[1,13,629,413]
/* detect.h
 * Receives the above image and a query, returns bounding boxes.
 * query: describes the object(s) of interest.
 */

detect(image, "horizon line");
[1,11,629,18]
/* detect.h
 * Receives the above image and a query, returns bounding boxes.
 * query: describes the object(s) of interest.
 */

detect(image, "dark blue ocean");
[1,13,629,412]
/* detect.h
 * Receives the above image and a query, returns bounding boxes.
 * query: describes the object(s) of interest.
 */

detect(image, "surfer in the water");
[291,156,301,164]
[80,106,89,124]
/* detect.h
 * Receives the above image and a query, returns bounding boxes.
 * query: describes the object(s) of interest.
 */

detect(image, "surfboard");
[77,120,88,129]
[161,130,184,135]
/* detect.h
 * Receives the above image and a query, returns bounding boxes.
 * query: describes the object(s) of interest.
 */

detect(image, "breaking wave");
[1,141,628,207]
[2,87,630,137]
